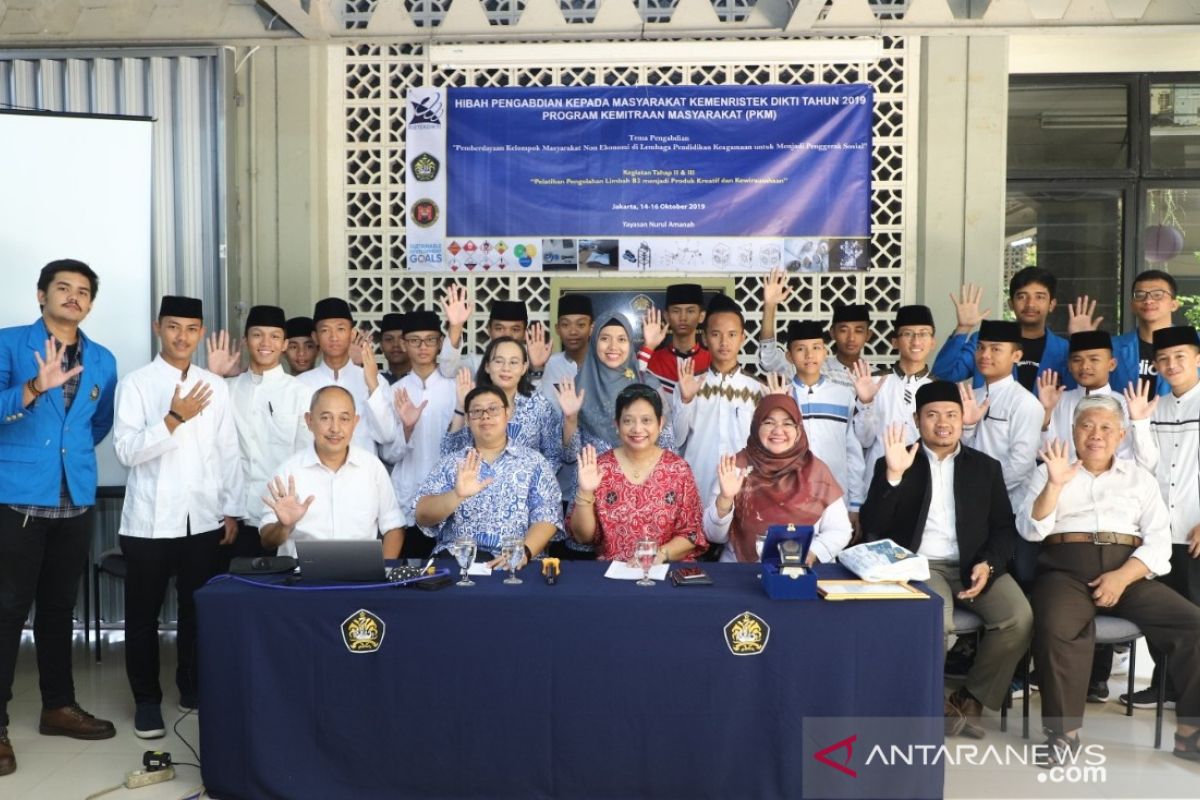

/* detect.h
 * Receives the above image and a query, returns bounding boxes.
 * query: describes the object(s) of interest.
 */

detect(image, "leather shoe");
[943,698,965,737]
[948,689,986,739]
[39,704,116,740]
[0,727,15,776]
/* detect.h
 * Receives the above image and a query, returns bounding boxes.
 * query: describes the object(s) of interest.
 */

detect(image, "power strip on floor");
[126,766,176,789]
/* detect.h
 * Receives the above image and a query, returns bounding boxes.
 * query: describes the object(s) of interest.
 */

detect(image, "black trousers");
[1032,542,1200,733]
[0,506,93,726]
[1149,543,1200,697]
[120,527,225,706]
[398,524,435,560]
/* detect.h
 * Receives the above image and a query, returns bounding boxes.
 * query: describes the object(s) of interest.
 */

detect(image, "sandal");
[1035,730,1081,769]
[1174,729,1200,762]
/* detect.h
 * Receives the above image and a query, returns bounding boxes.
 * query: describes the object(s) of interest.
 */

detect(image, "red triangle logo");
[814,734,858,778]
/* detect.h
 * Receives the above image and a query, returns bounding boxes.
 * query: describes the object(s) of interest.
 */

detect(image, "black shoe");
[1086,681,1109,703]
[178,695,198,714]
[1035,731,1081,769]
[0,727,14,776]
[134,704,165,739]
[945,637,977,680]
[1119,686,1176,710]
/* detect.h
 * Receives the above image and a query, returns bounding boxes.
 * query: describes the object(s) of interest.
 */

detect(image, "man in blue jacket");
[0,260,119,777]
[934,267,1087,397]
[1108,270,1181,398]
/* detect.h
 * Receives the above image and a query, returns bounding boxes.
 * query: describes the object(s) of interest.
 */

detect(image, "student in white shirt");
[378,312,411,384]
[438,290,554,382]
[283,316,317,376]
[113,295,243,740]
[672,293,765,519]
[851,304,937,486]
[1124,325,1200,709]
[260,385,403,559]
[1037,331,1132,461]
[378,310,458,560]
[540,294,593,409]
[296,298,395,454]
[205,305,314,561]
[959,320,1044,508]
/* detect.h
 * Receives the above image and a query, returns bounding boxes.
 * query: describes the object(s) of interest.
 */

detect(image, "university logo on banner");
[410,152,440,182]
[410,199,440,228]
[341,609,385,653]
[408,93,443,128]
[724,611,770,656]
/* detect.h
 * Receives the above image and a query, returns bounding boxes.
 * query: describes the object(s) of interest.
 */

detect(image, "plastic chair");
[92,548,126,663]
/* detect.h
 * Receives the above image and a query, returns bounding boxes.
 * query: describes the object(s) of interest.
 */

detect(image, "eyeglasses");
[760,419,799,431]
[1132,289,1173,302]
[896,331,933,342]
[467,405,504,420]
[403,336,440,348]
[488,357,525,369]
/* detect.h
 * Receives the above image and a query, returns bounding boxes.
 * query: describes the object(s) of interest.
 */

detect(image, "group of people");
[0,259,1198,777]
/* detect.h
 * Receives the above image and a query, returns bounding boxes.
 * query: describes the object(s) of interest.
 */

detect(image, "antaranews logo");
[814,734,858,778]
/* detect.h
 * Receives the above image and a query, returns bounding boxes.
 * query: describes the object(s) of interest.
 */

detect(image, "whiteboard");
[0,110,153,489]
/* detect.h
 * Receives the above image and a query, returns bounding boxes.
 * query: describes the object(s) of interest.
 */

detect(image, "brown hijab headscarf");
[729,394,844,562]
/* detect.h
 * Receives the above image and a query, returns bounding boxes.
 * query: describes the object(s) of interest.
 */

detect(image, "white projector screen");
[0,110,154,489]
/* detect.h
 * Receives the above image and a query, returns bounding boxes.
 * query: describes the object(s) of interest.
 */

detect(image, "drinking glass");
[452,537,476,587]
[755,534,767,561]
[634,539,657,587]
[501,536,524,585]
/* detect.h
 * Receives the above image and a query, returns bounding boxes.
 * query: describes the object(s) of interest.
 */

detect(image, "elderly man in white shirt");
[1019,393,1200,766]
[113,295,244,740]
[260,385,403,559]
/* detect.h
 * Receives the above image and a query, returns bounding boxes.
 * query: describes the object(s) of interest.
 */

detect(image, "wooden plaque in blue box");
[760,524,818,600]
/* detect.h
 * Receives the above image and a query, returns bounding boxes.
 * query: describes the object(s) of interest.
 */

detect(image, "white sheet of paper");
[604,561,669,581]
[467,563,492,576]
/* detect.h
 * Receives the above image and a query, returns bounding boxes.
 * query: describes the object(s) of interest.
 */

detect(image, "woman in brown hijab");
[702,394,852,563]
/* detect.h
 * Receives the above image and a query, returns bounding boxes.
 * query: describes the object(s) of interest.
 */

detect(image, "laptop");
[294,540,387,582]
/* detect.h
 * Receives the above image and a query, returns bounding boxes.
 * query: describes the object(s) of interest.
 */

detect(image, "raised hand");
[577,445,600,494]
[170,381,212,422]
[32,337,83,393]
[1123,379,1158,421]
[262,475,315,528]
[762,267,793,308]
[716,453,747,500]
[205,330,242,377]
[441,283,474,329]
[359,331,379,389]
[1037,369,1065,413]
[455,366,475,411]
[677,357,703,403]
[1039,439,1079,487]
[525,321,552,371]
[851,359,885,405]
[765,371,789,396]
[958,381,989,426]
[454,449,494,499]
[882,422,919,480]
[350,328,368,367]
[950,284,989,332]
[555,378,585,418]
[1066,295,1103,335]
[394,387,427,431]
[641,306,667,351]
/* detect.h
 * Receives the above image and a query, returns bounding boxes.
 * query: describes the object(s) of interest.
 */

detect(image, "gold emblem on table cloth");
[341,609,385,654]
[724,611,769,656]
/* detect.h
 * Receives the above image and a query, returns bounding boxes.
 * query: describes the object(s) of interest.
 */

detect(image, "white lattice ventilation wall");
[338,37,909,363]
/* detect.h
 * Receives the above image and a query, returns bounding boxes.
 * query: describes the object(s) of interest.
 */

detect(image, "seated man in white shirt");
[260,385,403,559]
[1019,394,1200,766]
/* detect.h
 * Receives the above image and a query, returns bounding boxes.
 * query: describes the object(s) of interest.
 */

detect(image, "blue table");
[197,562,944,799]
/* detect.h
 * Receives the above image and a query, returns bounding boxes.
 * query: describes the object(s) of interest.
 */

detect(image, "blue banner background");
[446,84,872,239]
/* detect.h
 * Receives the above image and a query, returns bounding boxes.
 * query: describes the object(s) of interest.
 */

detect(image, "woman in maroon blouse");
[568,383,706,563]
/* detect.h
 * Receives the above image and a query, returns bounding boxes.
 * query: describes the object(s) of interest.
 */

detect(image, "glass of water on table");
[452,536,477,587]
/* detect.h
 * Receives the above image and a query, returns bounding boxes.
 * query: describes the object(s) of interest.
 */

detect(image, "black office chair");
[950,608,1018,734]
[92,548,126,663]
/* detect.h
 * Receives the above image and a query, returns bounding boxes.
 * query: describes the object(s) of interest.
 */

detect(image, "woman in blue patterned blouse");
[442,337,564,470]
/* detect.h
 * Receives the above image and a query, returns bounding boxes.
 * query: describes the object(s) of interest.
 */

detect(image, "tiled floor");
[1,632,1197,798]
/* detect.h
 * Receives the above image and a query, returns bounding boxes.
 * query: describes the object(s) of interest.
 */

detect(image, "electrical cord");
[206,570,450,591]
[174,709,202,767]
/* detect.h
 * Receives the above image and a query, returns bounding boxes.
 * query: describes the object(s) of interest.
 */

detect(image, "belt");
[1043,531,1141,547]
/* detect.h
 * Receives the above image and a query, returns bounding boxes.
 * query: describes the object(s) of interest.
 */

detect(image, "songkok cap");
[1068,331,1113,353]
[893,305,934,335]
[831,303,870,324]
[403,309,441,335]
[786,320,826,344]
[285,317,313,339]
[1152,325,1200,352]
[978,320,1022,345]
[915,380,962,410]
[489,300,528,323]
[158,295,203,320]
[244,305,286,335]
[380,312,407,334]
[312,297,354,325]
[558,295,594,318]
[665,283,704,308]
[705,292,742,318]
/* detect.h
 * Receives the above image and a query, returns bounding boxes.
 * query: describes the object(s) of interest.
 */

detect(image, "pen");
[268,402,274,415]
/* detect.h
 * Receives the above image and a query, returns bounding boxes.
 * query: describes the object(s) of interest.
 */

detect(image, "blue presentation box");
[759,524,819,600]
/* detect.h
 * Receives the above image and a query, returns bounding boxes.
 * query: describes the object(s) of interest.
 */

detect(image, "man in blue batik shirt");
[414,385,561,568]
